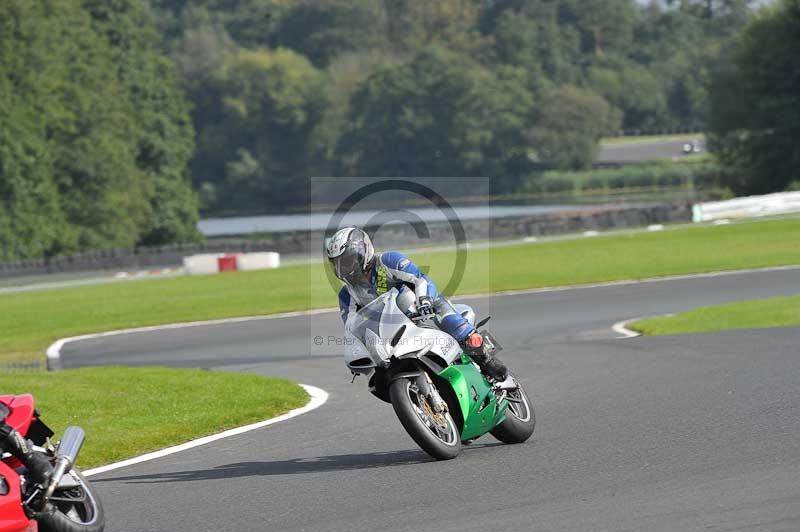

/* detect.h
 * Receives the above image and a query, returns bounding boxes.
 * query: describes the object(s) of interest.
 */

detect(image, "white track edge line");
[46,307,337,364]
[612,318,642,339]
[82,384,328,477]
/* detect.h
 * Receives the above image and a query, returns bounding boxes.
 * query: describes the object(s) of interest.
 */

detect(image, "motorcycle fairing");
[0,454,37,532]
[438,355,508,441]
[345,288,463,370]
[0,395,35,441]
[0,395,36,532]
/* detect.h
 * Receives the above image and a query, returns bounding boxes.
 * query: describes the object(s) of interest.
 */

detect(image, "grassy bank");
[600,133,704,146]
[631,294,800,336]
[1,217,799,365]
[0,367,308,468]
[523,160,722,197]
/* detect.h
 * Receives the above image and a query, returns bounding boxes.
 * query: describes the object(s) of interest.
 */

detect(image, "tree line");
[154,0,764,216]
[708,0,800,194]
[0,0,796,261]
[0,0,199,262]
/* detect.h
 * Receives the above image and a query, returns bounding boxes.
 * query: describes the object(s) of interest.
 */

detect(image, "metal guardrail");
[0,360,46,373]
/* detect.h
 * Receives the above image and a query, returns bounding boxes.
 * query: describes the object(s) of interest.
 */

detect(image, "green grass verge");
[1,217,799,365]
[0,367,308,468]
[630,294,800,336]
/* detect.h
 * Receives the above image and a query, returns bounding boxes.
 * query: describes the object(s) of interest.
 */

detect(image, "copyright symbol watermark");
[321,178,468,297]
[307,176,492,354]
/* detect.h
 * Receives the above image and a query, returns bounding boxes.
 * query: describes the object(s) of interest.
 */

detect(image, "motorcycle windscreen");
[349,295,389,348]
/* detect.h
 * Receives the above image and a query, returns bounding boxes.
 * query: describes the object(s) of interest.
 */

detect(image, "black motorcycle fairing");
[27,419,55,446]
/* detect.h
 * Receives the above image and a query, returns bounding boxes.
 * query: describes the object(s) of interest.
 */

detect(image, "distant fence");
[0,203,693,279]
[692,191,800,222]
[0,360,46,373]
[610,127,702,137]
[0,241,288,278]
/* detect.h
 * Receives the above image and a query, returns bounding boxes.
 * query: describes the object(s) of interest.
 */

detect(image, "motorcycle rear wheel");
[38,469,105,532]
[490,379,535,444]
[389,378,461,460]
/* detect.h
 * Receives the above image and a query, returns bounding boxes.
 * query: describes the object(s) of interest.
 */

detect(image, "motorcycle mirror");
[476,316,491,328]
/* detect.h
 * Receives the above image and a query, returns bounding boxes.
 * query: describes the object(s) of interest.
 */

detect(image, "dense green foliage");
[709,0,800,194]
[4,0,791,261]
[0,0,198,261]
[337,48,532,186]
[522,159,725,198]
[153,0,757,214]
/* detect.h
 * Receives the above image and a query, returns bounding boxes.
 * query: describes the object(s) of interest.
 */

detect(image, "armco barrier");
[183,252,281,275]
[183,253,221,275]
[217,255,238,272]
[693,191,800,222]
[237,252,281,271]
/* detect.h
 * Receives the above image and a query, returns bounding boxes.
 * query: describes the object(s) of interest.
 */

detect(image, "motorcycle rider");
[0,418,53,485]
[326,227,509,382]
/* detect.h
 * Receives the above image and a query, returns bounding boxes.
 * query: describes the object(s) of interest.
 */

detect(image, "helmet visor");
[331,241,368,286]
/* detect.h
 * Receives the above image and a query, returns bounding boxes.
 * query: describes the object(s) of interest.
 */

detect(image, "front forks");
[416,373,448,414]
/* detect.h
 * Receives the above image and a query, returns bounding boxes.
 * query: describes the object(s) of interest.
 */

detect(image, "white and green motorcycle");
[344,287,535,460]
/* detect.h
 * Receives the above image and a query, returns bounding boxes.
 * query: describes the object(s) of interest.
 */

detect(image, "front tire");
[491,379,536,444]
[38,469,105,532]
[389,377,461,460]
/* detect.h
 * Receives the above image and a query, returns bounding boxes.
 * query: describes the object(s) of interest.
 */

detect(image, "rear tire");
[491,380,535,444]
[389,377,461,460]
[38,469,105,532]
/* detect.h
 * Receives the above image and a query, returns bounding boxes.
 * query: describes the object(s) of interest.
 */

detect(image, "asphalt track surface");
[63,268,800,532]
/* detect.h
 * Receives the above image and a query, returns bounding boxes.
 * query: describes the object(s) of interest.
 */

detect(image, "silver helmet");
[325,227,375,287]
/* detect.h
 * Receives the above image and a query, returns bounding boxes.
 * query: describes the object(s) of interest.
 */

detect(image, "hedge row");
[523,161,723,195]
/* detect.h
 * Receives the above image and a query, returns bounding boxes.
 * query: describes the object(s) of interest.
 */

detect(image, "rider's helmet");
[325,227,375,287]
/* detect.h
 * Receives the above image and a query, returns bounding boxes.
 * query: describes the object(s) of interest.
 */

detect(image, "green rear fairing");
[438,354,507,441]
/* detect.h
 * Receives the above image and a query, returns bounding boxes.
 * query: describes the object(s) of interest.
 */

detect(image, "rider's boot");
[464,331,509,382]
[0,423,53,486]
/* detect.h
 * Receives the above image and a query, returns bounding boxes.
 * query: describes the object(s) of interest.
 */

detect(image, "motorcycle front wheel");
[389,377,461,460]
[38,469,105,532]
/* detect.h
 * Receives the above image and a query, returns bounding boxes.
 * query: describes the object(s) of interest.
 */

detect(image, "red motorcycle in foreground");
[1,395,104,532]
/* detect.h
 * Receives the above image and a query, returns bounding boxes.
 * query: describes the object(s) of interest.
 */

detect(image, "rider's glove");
[417,296,435,317]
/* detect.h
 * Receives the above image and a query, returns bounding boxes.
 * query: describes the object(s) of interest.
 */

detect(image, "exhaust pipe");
[44,426,85,500]
[56,426,85,465]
